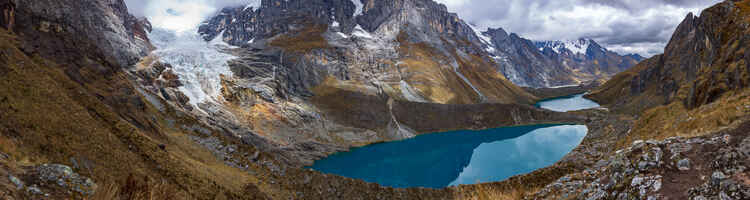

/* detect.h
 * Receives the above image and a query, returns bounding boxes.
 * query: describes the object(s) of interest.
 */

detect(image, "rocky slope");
[585,0,750,147]
[588,0,750,114]
[532,121,750,200]
[481,28,644,88]
[560,1,750,198]
[199,0,535,105]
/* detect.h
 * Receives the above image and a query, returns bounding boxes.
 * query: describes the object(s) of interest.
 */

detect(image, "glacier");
[148,28,236,109]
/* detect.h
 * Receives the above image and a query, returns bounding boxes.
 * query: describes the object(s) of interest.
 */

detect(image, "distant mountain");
[477,28,644,88]
[534,39,600,56]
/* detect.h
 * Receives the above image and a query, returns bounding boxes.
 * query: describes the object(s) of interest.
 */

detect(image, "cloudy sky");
[124,0,256,32]
[125,0,722,56]
[434,0,721,56]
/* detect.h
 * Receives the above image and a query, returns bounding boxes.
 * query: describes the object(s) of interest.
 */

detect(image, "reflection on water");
[309,124,587,188]
[536,94,600,112]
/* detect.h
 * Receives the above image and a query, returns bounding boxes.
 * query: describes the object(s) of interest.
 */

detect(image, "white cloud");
[125,0,254,32]
[435,0,721,57]
[124,0,722,56]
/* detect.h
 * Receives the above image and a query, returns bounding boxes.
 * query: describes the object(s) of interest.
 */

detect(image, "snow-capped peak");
[243,0,261,12]
[535,39,594,55]
[468,24,496,53]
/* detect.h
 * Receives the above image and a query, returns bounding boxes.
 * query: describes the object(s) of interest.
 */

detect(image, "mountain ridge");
[480,27,645,88]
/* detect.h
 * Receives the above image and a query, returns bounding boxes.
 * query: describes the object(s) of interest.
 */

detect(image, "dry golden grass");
[0,137,16,159]
[455,184,536,200]
[619,88,750,148]
[270,23,330,54]
[0,28,267,199]
[395,33,482,104]
[91,176,193,200]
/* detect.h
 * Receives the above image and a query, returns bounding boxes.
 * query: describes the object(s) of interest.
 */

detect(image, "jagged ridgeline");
[587,0,750,146]
[200,0,540,105]
[199,0,642,91]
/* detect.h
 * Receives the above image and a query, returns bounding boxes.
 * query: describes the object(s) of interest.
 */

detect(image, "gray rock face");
[201,0,484,47]
[678,158,691,171]
[533,126,750,200]
[8,174,23,189]
[484,28,643,88]
[199,0,638,89]
[13,0,151,67]
[36,164,97,196]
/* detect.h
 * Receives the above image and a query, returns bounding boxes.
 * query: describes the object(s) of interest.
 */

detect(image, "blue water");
[310,124,587,188]
[535,93,600,112]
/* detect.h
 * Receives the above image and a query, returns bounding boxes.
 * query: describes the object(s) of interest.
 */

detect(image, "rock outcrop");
[533,121,750,200]
[589,0,750,114]
[13,0,151,67]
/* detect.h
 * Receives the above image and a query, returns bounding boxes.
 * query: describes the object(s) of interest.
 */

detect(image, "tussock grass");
[619,88,750,149]
[270,23,330,54]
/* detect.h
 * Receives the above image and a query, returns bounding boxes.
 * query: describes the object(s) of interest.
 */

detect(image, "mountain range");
[200,0,643,89]
[0,0,748,199]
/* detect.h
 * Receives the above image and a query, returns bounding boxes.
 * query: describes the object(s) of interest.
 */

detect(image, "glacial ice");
[351,0,364,16]
[149,28,236,109]
[243,0,262,12]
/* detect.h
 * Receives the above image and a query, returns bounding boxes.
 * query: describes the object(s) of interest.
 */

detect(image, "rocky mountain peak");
[13,0,152,67]
[534,38,602,56]
[485,27,509,40]
[484,27,641,87]
[589,0,750,113]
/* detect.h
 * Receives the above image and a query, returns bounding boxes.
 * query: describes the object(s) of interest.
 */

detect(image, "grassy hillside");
[0,29,272,199]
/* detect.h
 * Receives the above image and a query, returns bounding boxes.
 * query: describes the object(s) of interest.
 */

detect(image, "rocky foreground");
[533,122,750,200]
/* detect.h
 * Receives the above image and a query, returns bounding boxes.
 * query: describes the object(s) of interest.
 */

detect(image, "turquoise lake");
[309,94,599,188]
[535,93,600,112]
[310,124,588,188]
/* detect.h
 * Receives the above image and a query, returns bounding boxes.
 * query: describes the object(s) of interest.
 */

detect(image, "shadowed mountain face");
[481,28,644,88]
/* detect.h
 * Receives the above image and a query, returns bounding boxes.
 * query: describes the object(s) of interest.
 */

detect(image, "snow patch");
[351,0,364,16]
[331,20,340,27]
[451,61,486,102]
[547,84,580,89]
[244,0,261,12]
[536,39,592,55]
[149,28,236,109]
[209,30,239,49]
[352,25,373,39]
[336,32,350,38]
[468,24,496,53]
